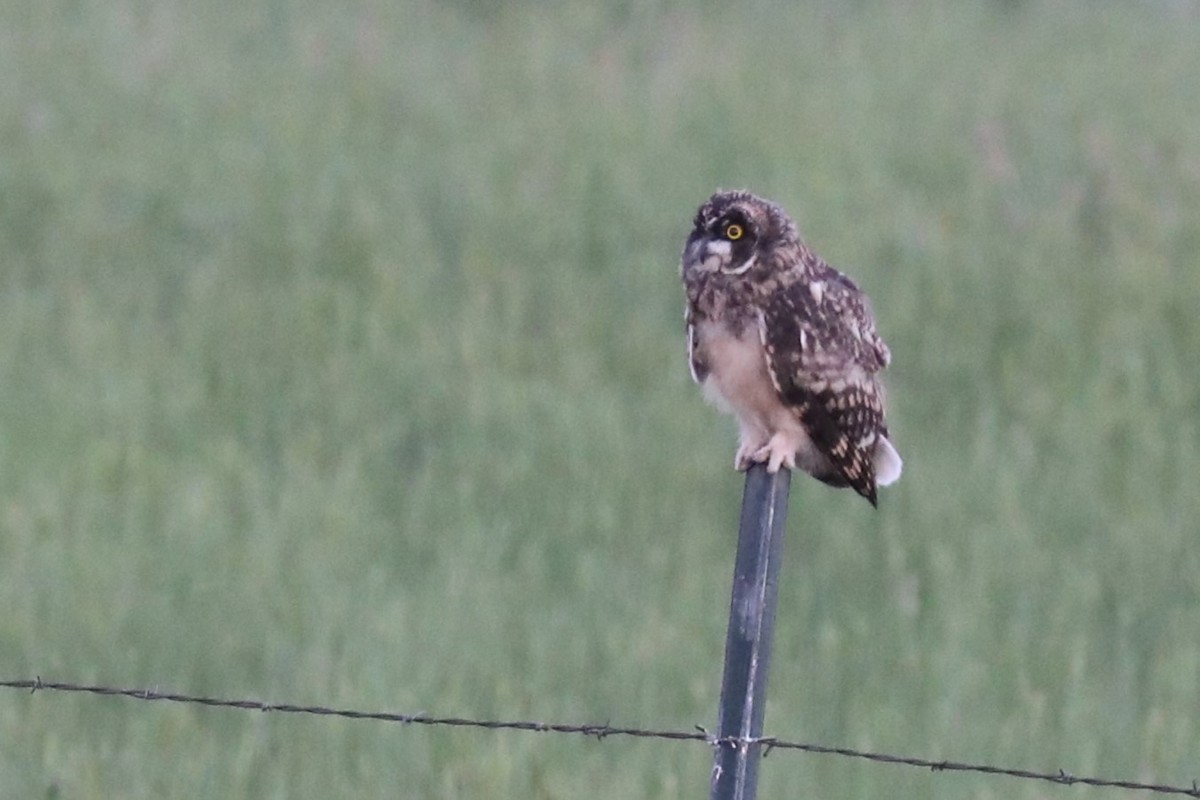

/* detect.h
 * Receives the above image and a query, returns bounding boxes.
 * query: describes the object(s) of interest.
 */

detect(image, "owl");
[681,190,902,506]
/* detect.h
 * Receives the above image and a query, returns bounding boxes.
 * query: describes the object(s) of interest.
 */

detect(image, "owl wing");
[758,269,890,504]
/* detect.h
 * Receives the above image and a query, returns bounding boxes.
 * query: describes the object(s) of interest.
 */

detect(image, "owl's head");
[681,190,799,279]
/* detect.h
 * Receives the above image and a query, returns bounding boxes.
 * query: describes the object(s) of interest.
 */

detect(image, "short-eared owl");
[681,190,902,506]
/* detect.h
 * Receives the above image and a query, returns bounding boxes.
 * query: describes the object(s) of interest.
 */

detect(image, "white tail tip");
[874,436,903,487]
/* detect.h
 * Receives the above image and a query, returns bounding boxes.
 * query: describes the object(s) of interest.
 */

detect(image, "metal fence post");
[710,464,792,800]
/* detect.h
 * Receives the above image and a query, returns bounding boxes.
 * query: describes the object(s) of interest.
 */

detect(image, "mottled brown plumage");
[681,190,901,505]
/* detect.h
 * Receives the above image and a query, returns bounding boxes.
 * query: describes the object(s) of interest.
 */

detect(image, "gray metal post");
[710,464,791,800]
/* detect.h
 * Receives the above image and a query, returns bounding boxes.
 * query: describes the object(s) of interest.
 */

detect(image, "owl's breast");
[692,317,790,429]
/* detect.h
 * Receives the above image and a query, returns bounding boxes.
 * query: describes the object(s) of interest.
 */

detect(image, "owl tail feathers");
[873,436,903,487]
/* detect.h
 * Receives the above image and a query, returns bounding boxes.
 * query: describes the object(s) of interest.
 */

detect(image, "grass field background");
[2,0,1199,797]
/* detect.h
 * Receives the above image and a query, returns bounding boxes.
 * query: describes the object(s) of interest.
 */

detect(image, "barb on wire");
[3,677,1198,799]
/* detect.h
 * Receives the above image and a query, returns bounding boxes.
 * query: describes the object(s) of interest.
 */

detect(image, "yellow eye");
[724,223,744,241]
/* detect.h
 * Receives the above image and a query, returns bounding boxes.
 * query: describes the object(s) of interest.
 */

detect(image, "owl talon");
[751,437,797,474]
[733,442,761,471]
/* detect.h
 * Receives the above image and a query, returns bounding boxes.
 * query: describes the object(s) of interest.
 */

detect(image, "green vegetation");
[2,0,1199,796]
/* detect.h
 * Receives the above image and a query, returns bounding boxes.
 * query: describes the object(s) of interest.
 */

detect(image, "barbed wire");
[3,676,1197,798]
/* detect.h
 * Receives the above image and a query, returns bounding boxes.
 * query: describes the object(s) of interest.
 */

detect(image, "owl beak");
[682,234,728,275]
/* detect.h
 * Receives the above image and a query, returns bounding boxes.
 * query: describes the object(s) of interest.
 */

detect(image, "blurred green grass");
[2,0,1199,797]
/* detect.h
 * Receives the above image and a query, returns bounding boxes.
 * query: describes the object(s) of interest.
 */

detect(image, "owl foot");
[750,435,798,474]
[734,440,764,471]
